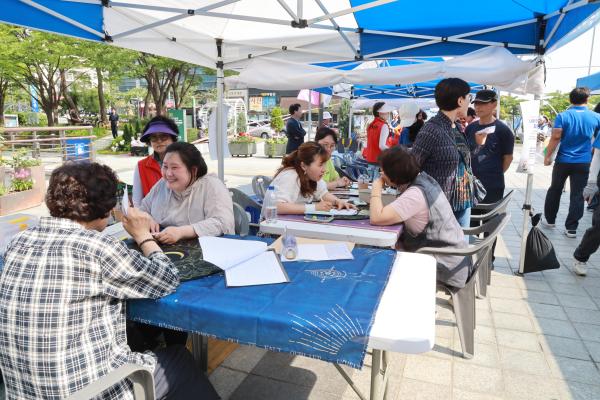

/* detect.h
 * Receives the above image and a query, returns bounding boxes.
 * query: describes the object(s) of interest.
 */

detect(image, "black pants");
[111,124,118,138]
[471,186,505,262]
[127,321,188,352]
[574,173,600,262]
[544,162,590,231]
[154,345,220,400]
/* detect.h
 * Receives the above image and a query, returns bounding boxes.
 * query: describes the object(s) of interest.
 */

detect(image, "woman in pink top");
[370,146,469,288]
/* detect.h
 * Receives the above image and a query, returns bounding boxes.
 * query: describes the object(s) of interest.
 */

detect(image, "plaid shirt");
[0,217,179,399]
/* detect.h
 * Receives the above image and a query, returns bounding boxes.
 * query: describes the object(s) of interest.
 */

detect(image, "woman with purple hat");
[132,116,179,207]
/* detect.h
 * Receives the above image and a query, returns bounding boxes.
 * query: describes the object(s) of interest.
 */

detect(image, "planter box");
[0,165,46,216]
[229,142,257,157]
[264,142,287,158]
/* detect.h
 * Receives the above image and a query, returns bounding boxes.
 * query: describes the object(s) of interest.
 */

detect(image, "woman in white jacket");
[140,142,235,244]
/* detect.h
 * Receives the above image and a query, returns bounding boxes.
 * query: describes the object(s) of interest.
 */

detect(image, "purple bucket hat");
[140,122,179,143]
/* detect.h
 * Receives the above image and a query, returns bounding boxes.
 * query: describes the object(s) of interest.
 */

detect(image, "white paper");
[225,251,288,287]
[475,125,496,136]
[308,209,358,216]
[121,190,129,217]
[517,100,540,174]
[281,243,354,262]
[199,236,267,270]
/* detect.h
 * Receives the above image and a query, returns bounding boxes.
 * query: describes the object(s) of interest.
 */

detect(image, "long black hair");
[164,142,208,187]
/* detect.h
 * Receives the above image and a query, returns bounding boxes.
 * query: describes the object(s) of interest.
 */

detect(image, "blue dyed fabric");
[128,239,396,368]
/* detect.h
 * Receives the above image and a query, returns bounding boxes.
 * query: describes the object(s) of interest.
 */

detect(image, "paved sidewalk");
[209,153,600,400]
[5,144,600,399]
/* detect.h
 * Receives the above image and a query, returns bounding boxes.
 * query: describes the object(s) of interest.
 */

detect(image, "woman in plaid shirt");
[0,163,219,399]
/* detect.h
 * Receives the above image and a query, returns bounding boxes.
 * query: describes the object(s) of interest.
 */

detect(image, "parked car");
[247,120,275,139]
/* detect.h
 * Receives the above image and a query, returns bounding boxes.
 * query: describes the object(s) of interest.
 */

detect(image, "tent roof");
[226,47,545,95]
[577,70,600,93]
[2,0,599,71]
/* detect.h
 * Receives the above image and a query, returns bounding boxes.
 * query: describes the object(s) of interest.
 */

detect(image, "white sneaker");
[565,230,577,238]
[541,218,555,228]
[573,260,587,276]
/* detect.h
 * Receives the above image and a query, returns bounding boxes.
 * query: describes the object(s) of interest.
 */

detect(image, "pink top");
[389,186,429,236]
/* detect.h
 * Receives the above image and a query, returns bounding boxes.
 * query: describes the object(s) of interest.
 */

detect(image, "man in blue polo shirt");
[543,87,600,238]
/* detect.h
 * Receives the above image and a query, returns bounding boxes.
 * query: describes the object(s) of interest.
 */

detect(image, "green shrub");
[270,107,284,132]
[229,134,255,144]
[265,137,287,145]
[122,123,133,145]
[109,136,130,152]
[236,112,247,134]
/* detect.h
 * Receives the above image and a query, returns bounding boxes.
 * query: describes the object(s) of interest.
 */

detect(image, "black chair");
[334,166,356,182]
[468,190,514,297]
[418,213,510,359]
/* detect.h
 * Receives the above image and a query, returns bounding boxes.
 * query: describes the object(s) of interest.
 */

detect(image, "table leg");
[191,333,208,373]
[370,350,389,400]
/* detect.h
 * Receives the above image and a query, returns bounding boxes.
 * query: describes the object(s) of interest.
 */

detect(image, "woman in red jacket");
[362,102,394,179]
[132,116,179,206]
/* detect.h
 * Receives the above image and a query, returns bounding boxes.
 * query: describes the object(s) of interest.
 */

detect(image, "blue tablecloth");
[128,240,396,368]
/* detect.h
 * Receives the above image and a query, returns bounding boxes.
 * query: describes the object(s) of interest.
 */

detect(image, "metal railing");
[1,126,96,164]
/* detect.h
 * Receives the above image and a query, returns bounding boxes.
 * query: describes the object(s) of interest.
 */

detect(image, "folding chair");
[468,190,514,297]
[251,175,272,201]
[67,364,154,400]
[418,213,510,359]
[233,202,250,236]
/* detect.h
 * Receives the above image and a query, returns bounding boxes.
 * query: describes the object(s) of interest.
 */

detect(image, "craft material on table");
[199,236,289,287]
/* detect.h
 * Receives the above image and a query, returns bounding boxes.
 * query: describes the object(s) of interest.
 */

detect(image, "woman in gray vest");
[370,146,471,288]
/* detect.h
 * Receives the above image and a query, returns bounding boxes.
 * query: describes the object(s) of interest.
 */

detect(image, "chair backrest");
[472,190,514,220]
[233,202,250,236]
[229,188,262,224]
[251,175,272,201]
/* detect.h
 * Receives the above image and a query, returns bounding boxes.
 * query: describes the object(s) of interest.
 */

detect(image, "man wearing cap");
[542,87,600,239]
[132,116,179,207]
[320,111,333,129]
[466,89,514,205]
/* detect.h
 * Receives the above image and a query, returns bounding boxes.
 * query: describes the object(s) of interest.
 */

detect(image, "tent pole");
[518,173,533,274]
[308,90,313,141]
[216,39,225,181]
[348,87,354,140]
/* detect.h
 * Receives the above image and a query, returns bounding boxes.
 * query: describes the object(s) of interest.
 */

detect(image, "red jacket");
[137,155,162,197]
[363,117,388,163]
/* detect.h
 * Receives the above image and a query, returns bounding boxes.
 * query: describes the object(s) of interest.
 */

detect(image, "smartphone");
[304,214,334,223]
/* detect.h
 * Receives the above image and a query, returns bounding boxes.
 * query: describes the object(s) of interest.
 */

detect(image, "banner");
[30,85,39,113]
[167,109,187,142]
[208,104,231,160]
[249,96,263,112]
[516,100,540,174]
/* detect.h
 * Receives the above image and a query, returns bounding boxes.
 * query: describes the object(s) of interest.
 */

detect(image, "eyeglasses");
[149,134,172,143]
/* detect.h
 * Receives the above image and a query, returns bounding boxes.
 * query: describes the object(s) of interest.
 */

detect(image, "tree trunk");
[0,79,8,127]
[143,89,151,118]
[59,69,80,123]
[96,67,107,125]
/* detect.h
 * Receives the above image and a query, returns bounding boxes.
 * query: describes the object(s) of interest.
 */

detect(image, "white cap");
[397,103,421,128]
[378,103,396,113]
[322,111,332,120]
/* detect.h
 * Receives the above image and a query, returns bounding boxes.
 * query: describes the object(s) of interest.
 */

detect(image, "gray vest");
[401,172,471,288]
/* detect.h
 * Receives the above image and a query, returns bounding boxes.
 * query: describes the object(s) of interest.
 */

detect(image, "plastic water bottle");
[263,185,278,223]
[282,228,298,260]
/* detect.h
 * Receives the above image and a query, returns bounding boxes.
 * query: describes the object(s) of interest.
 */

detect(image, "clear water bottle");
[262,185,278,223]
[282,228,298,260]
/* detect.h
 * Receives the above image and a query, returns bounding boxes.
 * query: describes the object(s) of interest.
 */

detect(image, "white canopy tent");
[226,47,545,95]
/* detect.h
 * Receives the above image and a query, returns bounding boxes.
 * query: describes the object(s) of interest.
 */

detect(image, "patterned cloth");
[411,112,474,212]
[0,217,179,400]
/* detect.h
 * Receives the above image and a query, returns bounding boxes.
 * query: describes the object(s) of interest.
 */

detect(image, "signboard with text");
[249,96,263,112]
[167,109,187,142]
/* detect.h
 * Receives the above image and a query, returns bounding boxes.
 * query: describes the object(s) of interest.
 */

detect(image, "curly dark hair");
[46,162,118,222]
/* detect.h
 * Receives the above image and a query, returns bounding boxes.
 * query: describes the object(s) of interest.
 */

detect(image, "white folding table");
[259,219,399,248]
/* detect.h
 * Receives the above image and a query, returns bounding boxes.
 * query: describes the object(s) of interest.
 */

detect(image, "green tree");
[337,99,352,138]
[0,25,21,126]
[123,123,133,144]
[540,91,571,120]
[236,112,247,134]
[270,107,284,132]
[171,65,203,109]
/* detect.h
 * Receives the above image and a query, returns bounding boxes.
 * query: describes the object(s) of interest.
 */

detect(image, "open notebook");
[199,237,290,287]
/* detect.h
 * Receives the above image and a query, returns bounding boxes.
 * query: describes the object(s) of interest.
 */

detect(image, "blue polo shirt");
[555,106,600,163]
